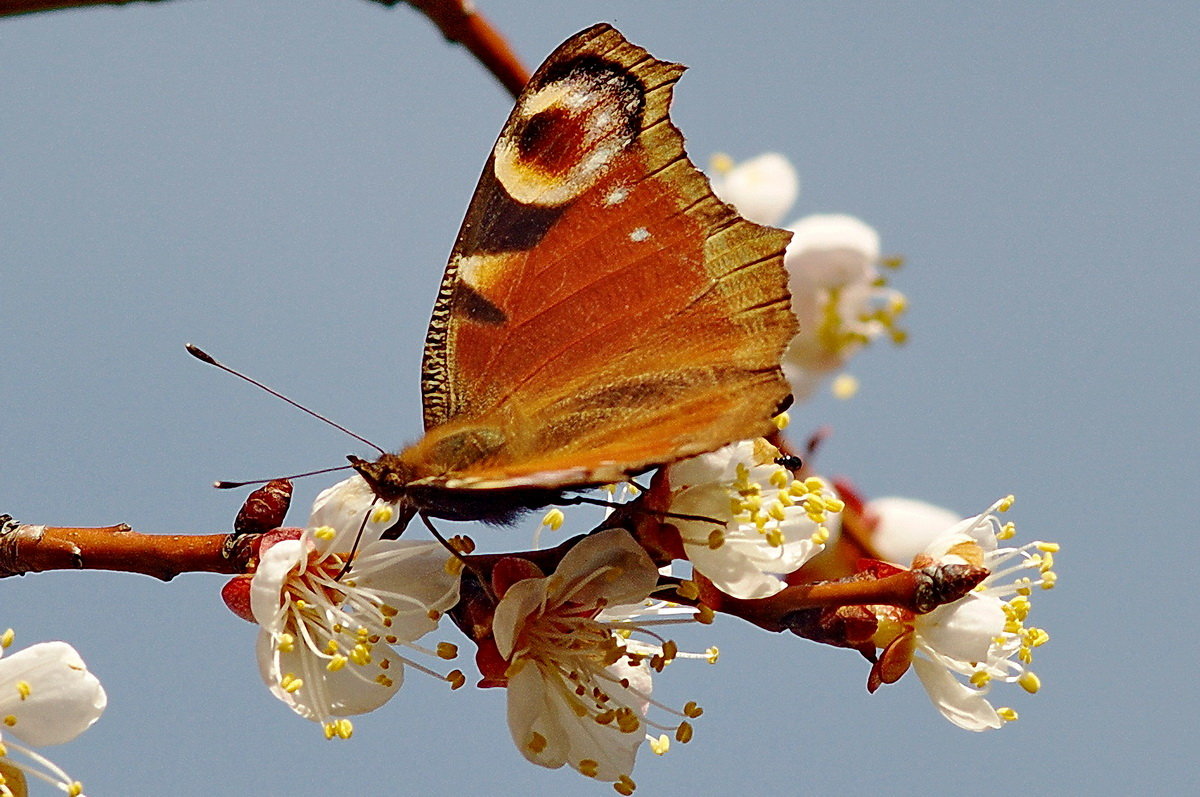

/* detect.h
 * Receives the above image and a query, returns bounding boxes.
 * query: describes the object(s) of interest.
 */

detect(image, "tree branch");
[0,0,531,99]
[0,516,251,582]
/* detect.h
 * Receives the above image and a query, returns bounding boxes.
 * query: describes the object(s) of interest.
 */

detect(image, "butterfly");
[350,23,797,530]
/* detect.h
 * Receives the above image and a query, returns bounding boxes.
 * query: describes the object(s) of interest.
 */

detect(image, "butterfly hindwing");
[408,24,796,492]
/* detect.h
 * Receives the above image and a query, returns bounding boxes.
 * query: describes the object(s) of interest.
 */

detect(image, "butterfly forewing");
[386,24,795,503]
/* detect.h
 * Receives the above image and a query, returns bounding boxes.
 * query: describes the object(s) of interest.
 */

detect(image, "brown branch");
[0,519,251,582]
[0,0,165,16]
[402,0,529,97]
[0,1,532,100]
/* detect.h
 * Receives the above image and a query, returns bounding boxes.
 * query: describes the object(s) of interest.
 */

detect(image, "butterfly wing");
[412,24,795,491]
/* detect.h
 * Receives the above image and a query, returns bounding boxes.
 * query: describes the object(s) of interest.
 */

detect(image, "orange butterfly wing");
[391,25,795,497]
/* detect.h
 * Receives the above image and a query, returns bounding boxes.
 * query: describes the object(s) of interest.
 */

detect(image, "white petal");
[255,629,401,721]
[711,153,799,226]
[918,594,1006,663]
[912,656,1002,731]
[684,540,787,599]
[665,440,753,489]
[866,496,962,565]
[786,213,881,287]
[492,577,547,659]
[0,642,106,746]
[307,476,397,552]
[550,529,661,609]
[250,538,305,628]
[506,660,642,781]
[349,540,461,640]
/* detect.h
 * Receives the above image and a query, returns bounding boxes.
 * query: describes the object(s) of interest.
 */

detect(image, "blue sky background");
[2,1,1196,794]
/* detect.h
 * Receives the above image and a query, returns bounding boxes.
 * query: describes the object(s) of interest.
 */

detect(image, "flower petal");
[912,656,1002,731]
[0,642,106,746]
[866,497,962,565]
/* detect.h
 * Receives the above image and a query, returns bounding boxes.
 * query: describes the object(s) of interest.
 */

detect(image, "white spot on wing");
[604,186,629,206]
[630,227,651,242]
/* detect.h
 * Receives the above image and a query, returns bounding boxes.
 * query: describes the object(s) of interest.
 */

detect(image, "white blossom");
[709,152,799,226]
[872,496,1058,730]
[493,529,702,793]
[249,476,461,738]
[0,630,106,797]
[662,439,839,599]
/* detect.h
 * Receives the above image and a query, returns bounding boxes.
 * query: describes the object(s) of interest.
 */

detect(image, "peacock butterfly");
[350,24,797,530]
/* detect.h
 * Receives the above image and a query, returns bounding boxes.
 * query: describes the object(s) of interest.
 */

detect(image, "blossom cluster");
[198,153,1059,793]
[0,629,105,797]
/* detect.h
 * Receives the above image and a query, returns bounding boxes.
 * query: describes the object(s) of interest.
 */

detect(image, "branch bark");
[0,0,531,98]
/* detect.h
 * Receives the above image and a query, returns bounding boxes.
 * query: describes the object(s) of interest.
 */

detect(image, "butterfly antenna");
[214,464,353,490]
[186,343,385,455]
[558,494,725,527]
[334,500,376,581]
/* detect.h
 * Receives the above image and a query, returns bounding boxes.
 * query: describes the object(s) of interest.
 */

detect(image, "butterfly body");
[353,24,797,529]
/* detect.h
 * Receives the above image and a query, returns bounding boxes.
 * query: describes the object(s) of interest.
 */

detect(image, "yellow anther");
[335,719,354,739]
[437,642,459,660]
[68,782,84,797]
[579,759,600,778]
[279,674,304,694]
[675,721,694,743]
[773,411,790,430]
[276,633,295,653]
[0,629,12,649]
[617,710,641,734]
[15,681,31,700]
[769,467,790,489]
[803,477,826,493]
[1026,627,1051,647]
[823,497,845,513]
[375,675,393,687]
[349,645,371,666]
[445,557,464,576]
[1036,541,1061,553]
[312,525,336,541]
[677,580,700,600]
[765,527,784,548]
[997,522,1016,540]
[370,505,394,525]
[810,527,830,545]
[705,646,720,663]
[767,501,787,522]
[969,670,991,687]
[650,734,670,755]
[3,715,15,728]
[709,152,734,174]
[526,731,548,754]
[614,774,637,795]
[1019,671,1041,694]
[997,495,1015,512]
[1040,571,1058,589]
[997,707,1018,722]
[323,722,336,740]
[1018,646,1033,664]
[541,508,565,530]
[326,654,348,672]
[832,373,859,399]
